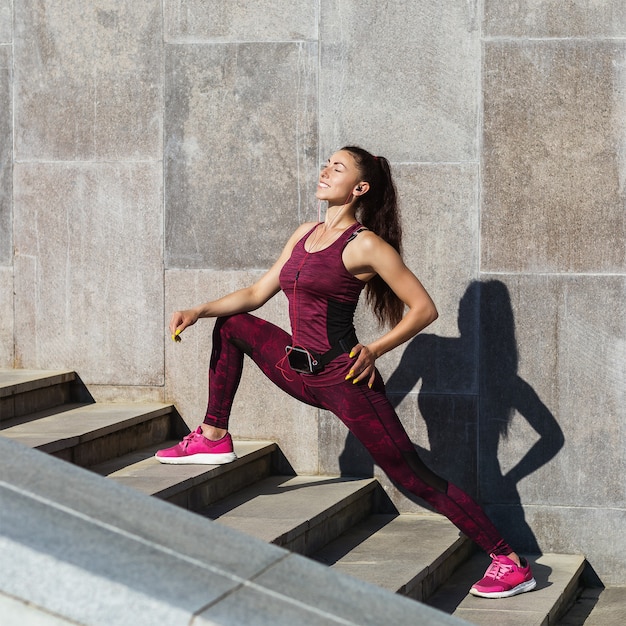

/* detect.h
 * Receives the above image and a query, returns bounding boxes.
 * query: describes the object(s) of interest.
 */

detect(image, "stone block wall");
[1,1,624,583]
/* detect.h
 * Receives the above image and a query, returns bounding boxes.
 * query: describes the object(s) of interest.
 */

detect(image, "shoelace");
[485,557,514,580]
[180,431,202,450]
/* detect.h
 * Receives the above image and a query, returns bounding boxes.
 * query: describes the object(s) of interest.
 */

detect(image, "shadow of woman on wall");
[339,279,564,553]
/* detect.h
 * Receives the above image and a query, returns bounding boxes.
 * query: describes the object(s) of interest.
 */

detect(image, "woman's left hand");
[345,343,377,388]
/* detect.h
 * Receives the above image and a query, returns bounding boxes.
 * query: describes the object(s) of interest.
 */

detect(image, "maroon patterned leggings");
[204,313,512,556]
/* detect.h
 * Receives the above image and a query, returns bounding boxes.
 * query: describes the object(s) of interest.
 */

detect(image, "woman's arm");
[169,223,315,337]
[344,231,438,386]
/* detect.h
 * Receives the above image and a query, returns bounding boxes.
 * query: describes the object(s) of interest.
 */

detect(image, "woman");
[156,146,536,599]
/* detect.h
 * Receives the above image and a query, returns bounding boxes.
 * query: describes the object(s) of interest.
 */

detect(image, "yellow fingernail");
[175,329,181,335]
[368,382,373,389]
[345,373,352,381]
[352,378,359,385]
[349,351,355,358]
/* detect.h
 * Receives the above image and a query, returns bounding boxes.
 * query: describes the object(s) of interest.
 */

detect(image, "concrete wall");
[1,1,624,583]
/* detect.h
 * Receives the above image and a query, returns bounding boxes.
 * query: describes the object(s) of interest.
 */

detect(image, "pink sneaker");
[155,427,237,465]
[470,554,537,598]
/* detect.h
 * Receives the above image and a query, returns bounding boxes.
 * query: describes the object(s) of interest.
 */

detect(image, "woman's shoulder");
[280,222,319,253]
[346,227,402,266]
[290,221,319,241]
[348,226,384,250]
[298,221,320,233]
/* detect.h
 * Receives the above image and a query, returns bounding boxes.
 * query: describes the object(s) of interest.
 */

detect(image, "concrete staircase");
[0,369,593,625]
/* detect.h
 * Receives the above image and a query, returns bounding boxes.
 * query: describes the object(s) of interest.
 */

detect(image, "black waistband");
[318,329,358,366]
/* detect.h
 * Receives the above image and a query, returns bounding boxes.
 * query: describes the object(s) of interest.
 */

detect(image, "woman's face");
[315,150,363,204]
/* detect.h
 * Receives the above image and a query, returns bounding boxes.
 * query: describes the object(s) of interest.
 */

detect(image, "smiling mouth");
[318,182,330,188]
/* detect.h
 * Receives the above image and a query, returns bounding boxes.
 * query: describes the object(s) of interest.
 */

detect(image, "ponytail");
[341,146,404,327]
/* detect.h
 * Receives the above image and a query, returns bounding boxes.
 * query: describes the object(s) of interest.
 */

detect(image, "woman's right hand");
[169,308,199,339]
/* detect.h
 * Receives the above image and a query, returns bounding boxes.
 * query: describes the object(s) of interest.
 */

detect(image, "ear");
[354,181,370,196]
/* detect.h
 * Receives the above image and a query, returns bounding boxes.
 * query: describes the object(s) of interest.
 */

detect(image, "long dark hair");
[342,146,404,327]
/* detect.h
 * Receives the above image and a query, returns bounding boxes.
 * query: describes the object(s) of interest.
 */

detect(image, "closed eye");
[321,160,346,171]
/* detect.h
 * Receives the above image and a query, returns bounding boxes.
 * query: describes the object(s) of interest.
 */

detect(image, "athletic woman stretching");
[156,146,537,599]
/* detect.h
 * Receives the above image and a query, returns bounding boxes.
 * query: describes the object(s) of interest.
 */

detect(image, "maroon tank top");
[279,222,366,386]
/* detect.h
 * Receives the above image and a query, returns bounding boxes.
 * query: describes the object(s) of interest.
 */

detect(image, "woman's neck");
[323,202,357,230]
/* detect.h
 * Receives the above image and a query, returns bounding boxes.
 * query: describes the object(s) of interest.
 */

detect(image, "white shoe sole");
[469,577,537,599]
[155,452,237,465]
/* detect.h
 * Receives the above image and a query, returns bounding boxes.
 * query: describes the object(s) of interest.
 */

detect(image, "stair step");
[0,369,78,422]
[0,436,473,626]
[0,402,175,466]
[93,440,278,511]
[427,551,586,625]
[0,368,590,625]
[557,585,626,625]
[313,513,474,602]
[199,475,380,556]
